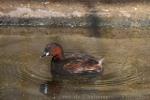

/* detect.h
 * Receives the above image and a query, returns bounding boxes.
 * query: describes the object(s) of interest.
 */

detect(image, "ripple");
[0,52,140,87]
[18,53,140,87]
[15,52,51,83]
[93,64,140,87]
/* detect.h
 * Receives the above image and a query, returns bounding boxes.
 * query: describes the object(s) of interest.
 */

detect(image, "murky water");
[0,28,150,100]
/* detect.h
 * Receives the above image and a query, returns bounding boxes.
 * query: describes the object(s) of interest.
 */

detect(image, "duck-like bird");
[41,43,104,79]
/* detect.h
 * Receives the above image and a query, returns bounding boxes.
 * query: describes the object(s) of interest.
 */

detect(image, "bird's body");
[41,43,104,80]
[51,53,103,75]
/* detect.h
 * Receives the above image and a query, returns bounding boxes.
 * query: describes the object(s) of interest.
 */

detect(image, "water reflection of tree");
[50,0,101,37]
[87,10,101,37]
[82,1,101,37]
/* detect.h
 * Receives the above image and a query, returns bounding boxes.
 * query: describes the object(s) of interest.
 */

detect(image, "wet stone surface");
[0,27,150,100]
[0,1,149,28]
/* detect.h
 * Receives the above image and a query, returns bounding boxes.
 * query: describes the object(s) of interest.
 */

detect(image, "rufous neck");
[52,54,64,61]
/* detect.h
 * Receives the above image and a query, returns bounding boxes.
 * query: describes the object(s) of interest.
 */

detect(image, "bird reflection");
[40,80,105,100]
[40,81,62,98]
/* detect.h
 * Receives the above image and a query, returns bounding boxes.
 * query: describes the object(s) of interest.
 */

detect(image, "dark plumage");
[41,43,104,79]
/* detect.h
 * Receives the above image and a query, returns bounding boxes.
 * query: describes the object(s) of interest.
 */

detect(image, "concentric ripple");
[17,52,140,87]
[18,58,52,82]
[94,64,140,86]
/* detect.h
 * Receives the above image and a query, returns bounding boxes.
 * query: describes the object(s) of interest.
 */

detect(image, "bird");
[41,42,104,80]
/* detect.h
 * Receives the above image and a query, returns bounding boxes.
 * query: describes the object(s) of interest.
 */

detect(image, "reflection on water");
[0,31,150,100]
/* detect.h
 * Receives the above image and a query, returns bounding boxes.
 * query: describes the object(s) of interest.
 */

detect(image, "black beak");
[41,48,50,58]
[40,51,50,58]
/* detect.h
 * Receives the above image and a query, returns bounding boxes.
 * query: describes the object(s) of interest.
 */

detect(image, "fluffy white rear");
[98,58,104,66]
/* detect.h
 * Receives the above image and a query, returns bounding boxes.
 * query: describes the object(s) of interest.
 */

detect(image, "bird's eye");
[44,48,49,53]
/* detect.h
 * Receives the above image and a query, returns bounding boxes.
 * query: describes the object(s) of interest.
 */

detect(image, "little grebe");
[41,43,104,79]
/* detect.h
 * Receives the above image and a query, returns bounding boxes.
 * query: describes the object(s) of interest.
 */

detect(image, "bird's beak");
[41,52,50,58]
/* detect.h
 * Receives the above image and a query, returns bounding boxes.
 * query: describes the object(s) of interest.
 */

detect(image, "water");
[0,27,150,100]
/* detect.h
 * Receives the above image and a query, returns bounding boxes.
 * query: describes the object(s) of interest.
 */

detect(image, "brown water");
[0,28,150,100]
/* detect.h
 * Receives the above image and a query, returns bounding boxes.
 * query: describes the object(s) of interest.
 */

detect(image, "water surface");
[0,28,150,100]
